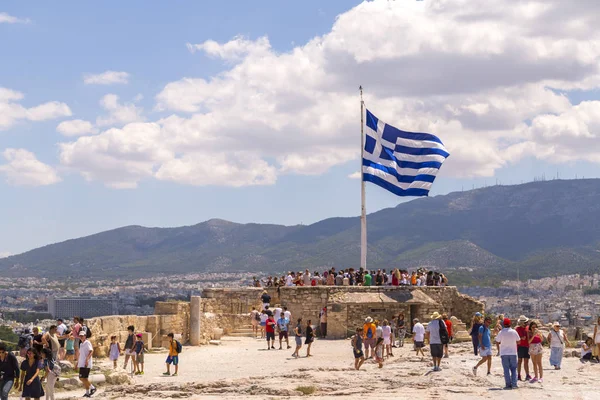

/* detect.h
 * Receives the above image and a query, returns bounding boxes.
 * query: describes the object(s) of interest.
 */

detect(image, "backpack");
[366,326,374,339]
[175,340,182,354]
[254,311,260,321]
[438,320,449,345]
[18,334,30,349]
[82,325,93,339]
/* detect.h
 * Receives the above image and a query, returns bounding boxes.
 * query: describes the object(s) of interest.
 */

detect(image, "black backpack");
[82,325,93,339]
[438,320,449,345]
[18,334,30,348]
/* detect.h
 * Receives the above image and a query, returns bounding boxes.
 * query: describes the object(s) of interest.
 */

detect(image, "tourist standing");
[265,313,276,350]
[382,320,393,357]
[527,321,544,383]
[0,342,19,400]
[412,318,425,358]
[469,313,483,356]
[363,317,376,359]
[473,316,493,376]
[123,325,136,371]
[251,307,260,338]
[72,317,82,367]
[363,271,372,286]
[19,348,44,400]
[548,321,570,370]
[41,348,57,400]
[273,304,283,322]
[32,327,44,354]
[292,318,303,358]
[56,319,68,361]
[515,315,531,382]
[134,333,145,375]
[277,312,291,350]
[351,328,365,370]
[78,332,96,397]
[108,336,121,369]
[395,313,406,347]
[593,317,600,362]
[260,291,271,310]
[425,312,445,372]
[374,337,384,368]
[18,328,33,358]
[495,317,520,390]
[44,325,60,362]
[303,270,312,286]
[164,333,180,376]
[319,307,327,339]
[283,306,292,321]
[442,313,452,358]
[305,320,314,357]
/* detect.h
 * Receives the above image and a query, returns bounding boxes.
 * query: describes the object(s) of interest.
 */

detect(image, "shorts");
[353,348,364,359]
[166,355,179,365]
[517,346,530,359]
[66,349,74,355]
[279,331,288,340]
[363,338,375,349]
[479,347,492,357]
[59,339,66,348]
[135,352,144,363]
[383,337,391,345]
[529,343,544,356]
[295,336,302,346]
[74,338,81,349]
[125,349,136,357]
[266,331,275,341]
[78,367,91,379]
[260,322,266,327]
[414,341,425,349]
[430,344,444,358]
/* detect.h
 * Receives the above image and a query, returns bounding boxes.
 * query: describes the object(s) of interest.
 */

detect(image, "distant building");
[47,296,118,319]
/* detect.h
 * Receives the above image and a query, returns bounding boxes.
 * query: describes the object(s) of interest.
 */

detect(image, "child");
[109,335,121,369]
[65,332,75,362]
[164,332,180,376]
[581,338,594,362]
[374,337,384,368]
[134,333,145,375]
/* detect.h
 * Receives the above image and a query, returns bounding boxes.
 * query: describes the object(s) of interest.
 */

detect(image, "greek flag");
[363,109,449,197]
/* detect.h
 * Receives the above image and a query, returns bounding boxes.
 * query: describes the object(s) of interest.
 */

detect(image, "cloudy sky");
[1,0,600,256]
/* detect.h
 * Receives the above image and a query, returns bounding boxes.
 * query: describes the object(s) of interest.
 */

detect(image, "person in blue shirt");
[473,316,493,376]
[277,315,291,350]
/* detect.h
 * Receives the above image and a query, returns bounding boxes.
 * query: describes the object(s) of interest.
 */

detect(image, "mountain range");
[2,179,600,285]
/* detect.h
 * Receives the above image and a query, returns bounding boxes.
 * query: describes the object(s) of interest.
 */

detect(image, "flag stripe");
[394,144,450,158]
[362,159,438,183]
[363,151,443,170]
[362,168,433,190]
[363,173,431,196]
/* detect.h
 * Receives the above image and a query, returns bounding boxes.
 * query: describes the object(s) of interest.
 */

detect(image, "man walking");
[123,325,136,371]
[515,315,532,382]
[473,316,493,376]
[412,318,425,358]
[425,312,446,372]
[265,313,276,350]
[78,331,96,397]
[496,317,521,390]
[277,312,291,350]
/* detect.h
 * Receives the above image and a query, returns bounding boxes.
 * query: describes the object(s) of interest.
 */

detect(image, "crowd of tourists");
[252,294,595,391]
[0,318,183,400]
[254,267,449,288]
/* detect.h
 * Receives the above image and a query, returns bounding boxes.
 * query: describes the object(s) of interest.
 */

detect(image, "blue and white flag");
[362,109,449,197]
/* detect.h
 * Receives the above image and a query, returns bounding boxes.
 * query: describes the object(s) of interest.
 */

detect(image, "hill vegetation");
[2,179,600,285]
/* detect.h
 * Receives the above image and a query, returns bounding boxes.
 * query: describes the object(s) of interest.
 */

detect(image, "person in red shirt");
[442,313,453,358]
[265,314,276,350]
[515,315,532,381]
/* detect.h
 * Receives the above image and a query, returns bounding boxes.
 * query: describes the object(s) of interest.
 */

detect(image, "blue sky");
[1,0,600,256]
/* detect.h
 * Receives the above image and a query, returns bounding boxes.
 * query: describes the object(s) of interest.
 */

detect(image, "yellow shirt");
[168,340,178,356]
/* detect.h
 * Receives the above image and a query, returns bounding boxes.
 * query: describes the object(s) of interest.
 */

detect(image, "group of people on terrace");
[254,267,449,288]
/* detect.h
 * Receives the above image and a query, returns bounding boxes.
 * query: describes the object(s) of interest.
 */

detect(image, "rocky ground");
[48,337,596,399]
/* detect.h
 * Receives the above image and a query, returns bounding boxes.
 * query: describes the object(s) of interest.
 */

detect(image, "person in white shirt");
[547,321,570,370]
[283,306,292,321]
[56,318,68,360]
[273,305,283,321]
[412,319,425,357]
[495,318,521,390]
[303,270,311,286]
[285,273,294,286]
[78,332,96,398]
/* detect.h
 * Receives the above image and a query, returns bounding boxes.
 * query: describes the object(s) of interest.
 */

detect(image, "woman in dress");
[19,348,44,400]
[528,321,544,383]
[547,321,570,370]
[381,319,393,357]
[305,319,314,357]
[396,313,406,347]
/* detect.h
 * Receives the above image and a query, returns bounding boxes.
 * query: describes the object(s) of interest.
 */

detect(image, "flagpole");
[360,86,367,271]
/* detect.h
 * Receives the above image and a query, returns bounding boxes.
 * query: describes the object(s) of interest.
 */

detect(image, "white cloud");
[83,71,130,85]
[0,251,11,259]
[96,94,144,127]
[0,148,61,186]
[61,0,600,187]
[0,87,72,130]
[56,119,97,136]
[348,172,361,179]
[0,12,29,24]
